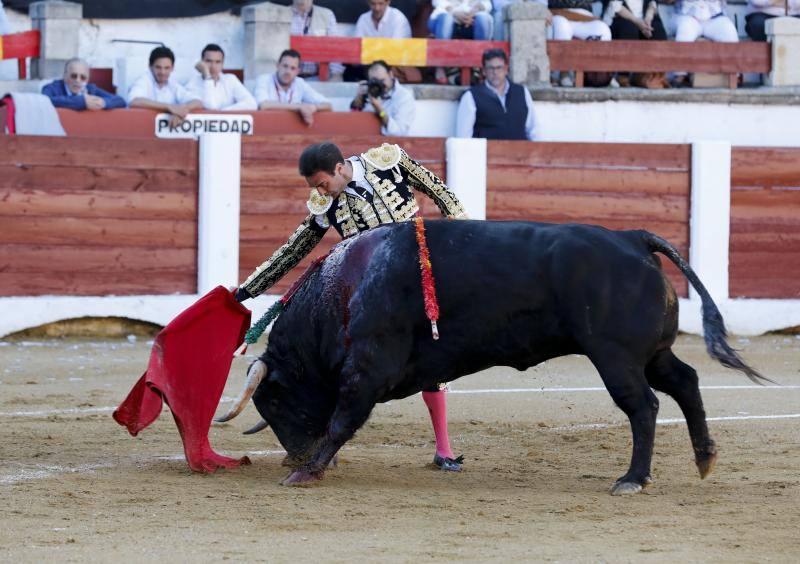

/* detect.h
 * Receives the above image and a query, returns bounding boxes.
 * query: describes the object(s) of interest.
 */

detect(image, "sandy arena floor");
[0,334,798,562]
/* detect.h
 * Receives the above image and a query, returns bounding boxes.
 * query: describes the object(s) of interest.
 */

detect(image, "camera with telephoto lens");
[366,78,386,99]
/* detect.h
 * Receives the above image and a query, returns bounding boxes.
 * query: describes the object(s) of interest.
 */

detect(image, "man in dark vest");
[455,48,536,140]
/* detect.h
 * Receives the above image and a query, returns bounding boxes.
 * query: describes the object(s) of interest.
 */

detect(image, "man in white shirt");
[254,49,332,127]
[456,48,535,140]
[128,46,202,127]
[185,43,257,111]
[355,0,412,38]
[350,60,416,136]
[346,1,414,82]
[291,0,344,80]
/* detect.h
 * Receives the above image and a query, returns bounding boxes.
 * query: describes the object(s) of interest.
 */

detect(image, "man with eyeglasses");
[42,58,126,111]
[455,48,536,141]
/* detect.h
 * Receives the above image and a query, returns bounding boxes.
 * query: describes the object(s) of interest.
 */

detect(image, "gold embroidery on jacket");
[334,194,359,238]
[399,150,466,218]
[242,213,325,297]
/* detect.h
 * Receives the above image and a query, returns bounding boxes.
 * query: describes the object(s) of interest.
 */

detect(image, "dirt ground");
[1,333,798,562]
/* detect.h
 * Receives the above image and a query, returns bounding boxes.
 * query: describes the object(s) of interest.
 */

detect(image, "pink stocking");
[422,390,454,459]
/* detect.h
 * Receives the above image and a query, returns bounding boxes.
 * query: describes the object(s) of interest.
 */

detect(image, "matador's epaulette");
[361,143,402,171]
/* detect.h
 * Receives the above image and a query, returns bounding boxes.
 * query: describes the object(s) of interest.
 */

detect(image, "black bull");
[225,220,766,494]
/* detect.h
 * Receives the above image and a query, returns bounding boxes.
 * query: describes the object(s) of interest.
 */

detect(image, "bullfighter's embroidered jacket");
[240,143,466,298]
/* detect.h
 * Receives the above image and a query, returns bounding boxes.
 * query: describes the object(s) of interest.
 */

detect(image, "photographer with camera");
[349,60,416,136]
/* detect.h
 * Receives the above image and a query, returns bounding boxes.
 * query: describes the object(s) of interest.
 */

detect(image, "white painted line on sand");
[449,385,800,394]
[2,386,797,419]
[550,412,800,432]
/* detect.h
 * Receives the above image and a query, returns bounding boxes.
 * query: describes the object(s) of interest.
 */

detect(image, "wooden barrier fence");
[0,136,198,296]
[730,147,800,299]
[485,141,692,296]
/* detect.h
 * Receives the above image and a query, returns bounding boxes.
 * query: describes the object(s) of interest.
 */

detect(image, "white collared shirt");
[456,79,536,141]
[355,6,412,38]
[362,80,416,137]
[184,73,257,111]
[254,73,330,106]
[127,71,198,105]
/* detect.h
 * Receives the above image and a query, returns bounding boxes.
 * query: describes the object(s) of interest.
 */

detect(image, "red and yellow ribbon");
[414,217,440,340]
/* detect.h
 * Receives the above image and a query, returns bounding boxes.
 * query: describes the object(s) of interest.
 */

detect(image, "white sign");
[155,113,254,138]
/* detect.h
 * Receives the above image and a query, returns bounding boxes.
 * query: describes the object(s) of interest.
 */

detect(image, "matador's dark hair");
[299,142,345,178]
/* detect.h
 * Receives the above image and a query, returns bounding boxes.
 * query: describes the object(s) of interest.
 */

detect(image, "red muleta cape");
[113,286,252,473]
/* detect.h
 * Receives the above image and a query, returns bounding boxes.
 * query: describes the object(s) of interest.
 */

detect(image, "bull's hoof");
[281,453,306,469]
[610,475,651,496]
[328,454,339,469]
[610,481,642,496]
[280,469,323,486]
[696,451,718,479]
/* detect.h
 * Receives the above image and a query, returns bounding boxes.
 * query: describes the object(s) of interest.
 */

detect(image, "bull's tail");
[642,231,772,385]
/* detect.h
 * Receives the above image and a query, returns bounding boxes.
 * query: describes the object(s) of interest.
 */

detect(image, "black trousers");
[609,14,668,40]
[746,13,800,42]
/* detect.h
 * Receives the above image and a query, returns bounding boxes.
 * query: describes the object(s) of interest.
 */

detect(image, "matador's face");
[305,161,348,200]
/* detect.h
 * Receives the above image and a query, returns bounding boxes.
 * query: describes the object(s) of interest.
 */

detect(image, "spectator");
[0,0,10,35]
[602,0,667,40]
[356,0,412,37]
[254,49,332,127]
[549,0,613,41]
[456,48,535,140]
[128,46,202,127]
[429,1,494,83]
[185,44,257,111]
[291,0,344,80]
[492,0,522,40]
[601,0,668,88]
[745,0,800,41]
[429,0,493,38]
[350,60,416,136]
[668,0,738,87]
[41,58,126,111]
[671,0,739,42]
[346,1,415,82]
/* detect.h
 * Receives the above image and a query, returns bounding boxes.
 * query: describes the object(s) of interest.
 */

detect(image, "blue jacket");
[41,80,127,111]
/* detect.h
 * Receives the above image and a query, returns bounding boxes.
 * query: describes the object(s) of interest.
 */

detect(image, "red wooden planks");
[1,30,40,60]
[0,136,199,296]
[548,40,770,73]
[730,147,800,298]
[426,39,509,66]
[290,35,362,64]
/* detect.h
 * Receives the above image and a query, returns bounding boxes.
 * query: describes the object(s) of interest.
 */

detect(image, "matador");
[235,141,467,471]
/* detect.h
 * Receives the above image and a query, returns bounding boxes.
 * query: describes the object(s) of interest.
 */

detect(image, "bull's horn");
[214,360,266,423]
[242,419,269,435]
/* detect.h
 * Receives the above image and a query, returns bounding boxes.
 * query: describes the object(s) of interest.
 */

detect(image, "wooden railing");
[290,35,509,85]
[0,30,41,79]
[548,40,771,88]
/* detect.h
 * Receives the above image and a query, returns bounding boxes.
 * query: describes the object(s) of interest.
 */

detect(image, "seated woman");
[602,0,667,40]
[671,0,739,43]
[745,0,800,41]
[549,0,613,41]
[601,0,669,87]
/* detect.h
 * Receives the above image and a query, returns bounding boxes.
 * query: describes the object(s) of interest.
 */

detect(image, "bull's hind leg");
[281,372,376,486]
[645,350,717,479]
[588,348,659,495]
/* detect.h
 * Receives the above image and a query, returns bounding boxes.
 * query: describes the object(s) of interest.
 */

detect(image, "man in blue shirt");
[42,58,126,111]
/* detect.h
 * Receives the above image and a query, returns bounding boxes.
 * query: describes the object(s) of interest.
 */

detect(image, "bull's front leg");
[281,377,376,486]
